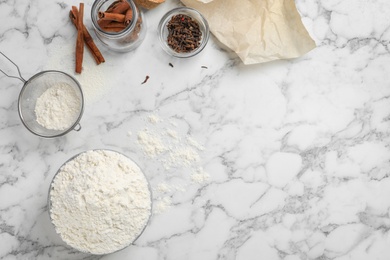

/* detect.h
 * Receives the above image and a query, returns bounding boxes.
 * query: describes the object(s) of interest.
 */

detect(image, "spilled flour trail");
[129,113,210,214]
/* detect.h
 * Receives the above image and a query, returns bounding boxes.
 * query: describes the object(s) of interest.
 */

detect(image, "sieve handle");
[0,51,26,83]
[73,123,82,132]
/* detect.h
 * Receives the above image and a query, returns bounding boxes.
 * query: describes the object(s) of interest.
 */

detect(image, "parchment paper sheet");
[181,0,316,64]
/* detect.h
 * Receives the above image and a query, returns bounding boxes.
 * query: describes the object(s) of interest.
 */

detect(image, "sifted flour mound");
[35,83,81,130]
[49,150,151,255]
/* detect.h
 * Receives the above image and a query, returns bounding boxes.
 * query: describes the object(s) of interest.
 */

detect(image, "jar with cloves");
[91,0,146,52]
[158,7,210,58]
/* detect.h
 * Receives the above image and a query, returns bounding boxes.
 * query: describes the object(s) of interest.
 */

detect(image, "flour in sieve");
[49,150,151,255]
[35,83,81,130]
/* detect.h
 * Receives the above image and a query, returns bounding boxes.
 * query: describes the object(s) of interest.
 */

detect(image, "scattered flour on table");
[148,114,161,124]
[155,182,185,193]
[45,38,111,104]
[50,150,151,255]
[166,129,179,139]
[132,114,210,214]
[154,196,172,214]
[137,128,201,169]
[35,83,81,130]
[187,136,205,151]
[191,167,210,184]
[156,183,171,193]
[137,129,167,157]
[168,147,200,167]
[136,117,204,169]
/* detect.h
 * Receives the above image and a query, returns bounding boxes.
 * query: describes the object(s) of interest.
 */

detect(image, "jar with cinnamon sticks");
[91,0,146,52]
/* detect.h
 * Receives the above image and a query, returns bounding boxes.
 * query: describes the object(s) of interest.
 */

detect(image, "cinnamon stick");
[97,0,133,33]
[75,3,84,74]
[101,27,126,33]
[106,0,121,13]
[100,21,127,32]
[70,9,105,64]
[110,1,130,14]
[102,22,127,29]
[125,8,133,25]
[98,12,126,23]
[97,19,112,29]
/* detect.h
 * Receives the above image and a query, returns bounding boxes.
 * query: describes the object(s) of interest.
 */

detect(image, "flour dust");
[44,37,111,104]
[50,150,151,255]
[35,82,81,130]
[129,113,210,214]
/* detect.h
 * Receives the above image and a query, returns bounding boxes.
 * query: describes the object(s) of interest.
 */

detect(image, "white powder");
[191,167,210,184]
[148,114,161,124]
[45,37,111,104]
[137,129,167,157]
[155,182,185,194]
[35,83,81,130]
[167,147,200,168]
[187,136,205,151]
[154,197,172,214]
[156,183,171,193]
[137,128,200,169]
[130,114,211,214]
[166,129,179,139]
[134,114,208,171]
[49,150,151,255]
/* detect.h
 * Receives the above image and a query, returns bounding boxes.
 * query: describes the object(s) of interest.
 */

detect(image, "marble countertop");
[1,0,390,259]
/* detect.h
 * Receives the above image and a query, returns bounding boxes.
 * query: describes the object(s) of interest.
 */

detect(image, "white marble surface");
[1,0,390,259]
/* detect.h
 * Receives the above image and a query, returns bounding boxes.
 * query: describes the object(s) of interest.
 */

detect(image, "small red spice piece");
[141,75,150,84]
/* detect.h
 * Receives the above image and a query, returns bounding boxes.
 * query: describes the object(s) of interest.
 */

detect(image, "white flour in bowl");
[49,150,151,255]
[35,83,81,130]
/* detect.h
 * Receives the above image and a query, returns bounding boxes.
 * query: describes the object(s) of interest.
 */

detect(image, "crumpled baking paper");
[181,0,316,64]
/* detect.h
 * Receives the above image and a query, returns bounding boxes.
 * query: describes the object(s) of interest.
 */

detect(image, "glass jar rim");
[157,7,210,58]
[91,0,139,38]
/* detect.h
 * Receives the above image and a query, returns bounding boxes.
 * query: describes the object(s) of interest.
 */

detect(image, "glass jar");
[91,0,146,52]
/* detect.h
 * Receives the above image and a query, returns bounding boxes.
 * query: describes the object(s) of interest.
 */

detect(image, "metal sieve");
[0,51,84,138]
[47,149,153,255]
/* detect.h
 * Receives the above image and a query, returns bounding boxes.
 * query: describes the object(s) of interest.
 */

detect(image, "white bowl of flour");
[18,70,84,138]
[48,149,152,255]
